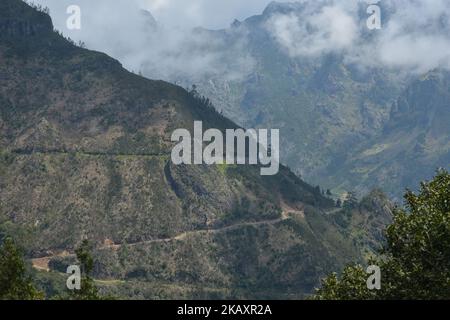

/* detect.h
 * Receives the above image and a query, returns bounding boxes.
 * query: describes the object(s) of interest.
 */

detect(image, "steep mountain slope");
[329,190,393,259]
[0,0,392,299]
[143,2,403,193]
[327,70,450,196]
[137,1,448,199]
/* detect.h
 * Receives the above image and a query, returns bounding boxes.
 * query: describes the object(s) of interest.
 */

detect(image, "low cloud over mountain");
[266,0,450,73]
[34,0,450,78]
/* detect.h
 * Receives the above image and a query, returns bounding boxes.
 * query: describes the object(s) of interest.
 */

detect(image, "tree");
[314,169,450,300]
[0,238,43,300]
[67,240,103,300]
[314,185,322,196]
[189,84,199,97]
[343,192,358,210]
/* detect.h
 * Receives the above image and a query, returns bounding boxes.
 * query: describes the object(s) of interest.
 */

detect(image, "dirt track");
[31,205,305,271]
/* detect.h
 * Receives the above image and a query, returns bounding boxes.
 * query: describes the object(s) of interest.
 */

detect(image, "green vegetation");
[0,237,43,300]
[314,170,450,300]
[66,240,105,300]
[0,238,110,300]
[186,4,450,201]
[0,0,394,299]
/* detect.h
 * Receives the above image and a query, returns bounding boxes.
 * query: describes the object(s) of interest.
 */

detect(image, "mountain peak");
[0,0,53,38]
[262,1,305,16]
[140,9,157,29]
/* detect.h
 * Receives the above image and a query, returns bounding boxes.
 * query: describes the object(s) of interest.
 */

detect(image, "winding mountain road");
[31,205,304,271]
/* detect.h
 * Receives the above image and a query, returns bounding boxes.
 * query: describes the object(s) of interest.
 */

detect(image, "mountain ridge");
[151,1,449,199]
[0,0,394,299]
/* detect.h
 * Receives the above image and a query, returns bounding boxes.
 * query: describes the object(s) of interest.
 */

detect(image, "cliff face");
[0,0,391,299]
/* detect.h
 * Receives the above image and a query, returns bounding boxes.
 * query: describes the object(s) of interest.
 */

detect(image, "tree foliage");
[0,237,43,300]
[67,240,103,300]
[315,169,450,300]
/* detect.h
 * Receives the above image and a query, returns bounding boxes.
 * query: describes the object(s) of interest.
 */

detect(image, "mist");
[31,0,257,82]
[266,0,450,74]
[31,0,450,82]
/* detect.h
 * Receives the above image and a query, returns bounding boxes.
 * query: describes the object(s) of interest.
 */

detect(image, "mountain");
[0,0,392,299]
[329,189,393,259]
[141,1,448,200]
[324,70,450,196]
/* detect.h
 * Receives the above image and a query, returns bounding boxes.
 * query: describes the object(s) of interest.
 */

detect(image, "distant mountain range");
[134,1,450,200]
[0,0,392,299]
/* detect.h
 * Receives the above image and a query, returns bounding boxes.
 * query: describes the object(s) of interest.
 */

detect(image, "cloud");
[267,3,359,57]
[32,0,450,77]
[138,26,255,82]
[375,0,450,73]
[141,0,270,29]
[266,0,450,74]
[32,0,256,82]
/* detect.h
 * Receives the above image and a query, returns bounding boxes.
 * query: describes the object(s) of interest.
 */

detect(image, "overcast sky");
[31,0,450,78]
[34,0,273,29]
[141,0,272,29]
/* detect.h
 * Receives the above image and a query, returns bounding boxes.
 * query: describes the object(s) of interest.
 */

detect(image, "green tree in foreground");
[0,237,43,300]
[315,169,450,300]
[67,240,103,300]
